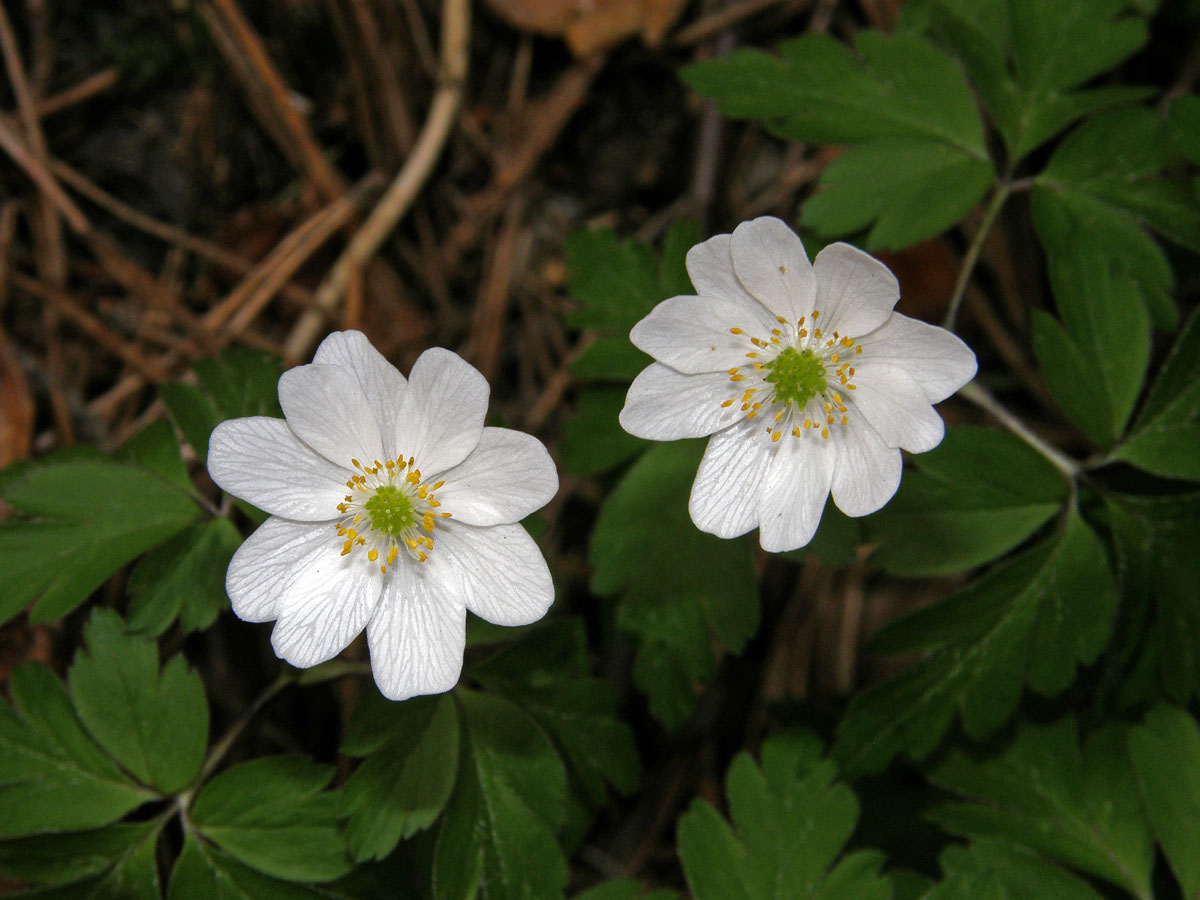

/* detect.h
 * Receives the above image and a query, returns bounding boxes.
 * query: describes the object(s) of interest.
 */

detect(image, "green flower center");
[763,346,827,408]
[364,484,416,536]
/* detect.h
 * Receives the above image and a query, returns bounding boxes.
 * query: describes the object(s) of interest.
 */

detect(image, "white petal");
[207,417,349,521]
[850,363,946,452]
[812,243,900,337]
[366,563,466,701]
[630,294,779,374]
[757,432,835,552]
[689,420,775,538]
[278,364,385,466]
[394,348,488,477]
[434,522,554,626]
[313,330,407,456]
[269,542,384,668]
[829,409,903,517]
[620,364,740,441]
[225,517,334,623]
[857,313,977,403]
[686,233,762,306]
[433,427,558,526]
[730,217,817,323]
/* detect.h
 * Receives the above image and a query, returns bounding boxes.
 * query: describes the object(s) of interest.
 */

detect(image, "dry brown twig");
[282,0,472,363]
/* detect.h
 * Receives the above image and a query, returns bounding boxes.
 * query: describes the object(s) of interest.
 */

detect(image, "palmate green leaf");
[590,441,758,728]
[115,419,192,493]
[921,841,1108,900]
[339,693,460,862]
[0,822,158,885]
[472,619,641,810]
[800,137,992,250]
[683,30,990,248]
[836,510,1116,777]
[433,690,569,900]
[1127,706,1200,900]
[927,717,1153,898]
[0,664,151,837]
[866,427,1068,576]
[1104,490,1200,703]
[189,755,353,883]
[1170,94,1200,165]
[0,457,199,625]
[11,820,163,900]
[169,836,356,900]
[909,0,1151,162]
[1031,252,1151,447]
[1115,307,1200,480]
[68,608,208,794]
[678,733,889,900]
[126,517,242,636]
[162,345,282,461]
[560,387,647,477]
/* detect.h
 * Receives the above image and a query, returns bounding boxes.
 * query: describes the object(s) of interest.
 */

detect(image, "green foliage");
[923,841,1109,900]
[682,30,991,249]
[126,517,242,636]
[433,690,569,900]
[161,346,282,462]
[560,387,646,477]
[168,836,355,900]
[927,717,1153,897]
[836,510,1116,776]
[188,755,353,883]
[1127,706,1200,899]
[68,608,208,794]
[866,427,1068,576]
[573,882,679,900]
[0,456,199,626]
[0,663,152,837]
[677,733,889,900]
[590,441,759,728]
[340,693,460,862]
[908,0,1151,162]
[1115,307,1200,480]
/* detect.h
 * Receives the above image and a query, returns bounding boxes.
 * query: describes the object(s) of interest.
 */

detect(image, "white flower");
[207,331,558,701]
[619,217,977,552]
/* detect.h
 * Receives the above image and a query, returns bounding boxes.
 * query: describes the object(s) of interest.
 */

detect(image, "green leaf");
[190,755,352,883]
[913,0,1150,161]
[1036,106,1200,258]
[0,664,151,837]
[169,836,354,900]
[677,733,889,900]
[126,517,241,636]
[1104,490,1200,702]
[1030,249,1151,446]
[68,608,208,794]
[801,137,992,250]
[433,690,568,900]
[472,619,641,807]
[1170,94,1200,165]
[683,30,989,247]
[590,441,759,728]
[1127,706,1200,899]
[0,822,162,889]
[115,420,191,493]
[560,387,647,477]
[162,346,282,462]
[340,693,460,861]
[866,427,1068,576]
[923,841,1109,900]
[1115,307,1200,480]
[927,717,1153,898]
[0,458,199,625]
[837,510,1116,776]
[11,819,163,900]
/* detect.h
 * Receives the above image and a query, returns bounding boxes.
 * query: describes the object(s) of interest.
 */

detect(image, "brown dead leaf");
[484,0,690,54]
[0,327,34,468]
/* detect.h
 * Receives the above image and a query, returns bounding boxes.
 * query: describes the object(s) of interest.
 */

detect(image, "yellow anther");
[776,315,788,324]
[833,392,843,404]
[731,374,745,382]
[728,367,739,375]
[821,427,829,439]
[831,353,839,363]
[798,317,806,326]
[849,367,855,375]
[751,402,762,410]
[771,328,782,336]
[772,430,782,442]
[418,485,428,498]
[351,459,362,468]
[441,512,452,518]
[812,309,820,318]
[341,541,353,556]
[747,410,759,419]
[730,327,744,335]
[824,402,833,413]
[798,328,808,338]
[804,419,812,429]
[848,384,857,390]
[774,410,786,423]
[432,481,445,490]
[827,415,835,425]
[746,352,759,358]
[429,499,441,508]
[721,398,735,408]
[418,552,427,562]
[792,426,801,437]
[368,549,379,562]
[387,547,399,565]
[841,415,848,426]
[856,346,863,354]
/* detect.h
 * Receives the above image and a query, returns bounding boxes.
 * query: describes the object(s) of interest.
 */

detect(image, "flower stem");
[959,381,1080,480]
[943,179,1013,332]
